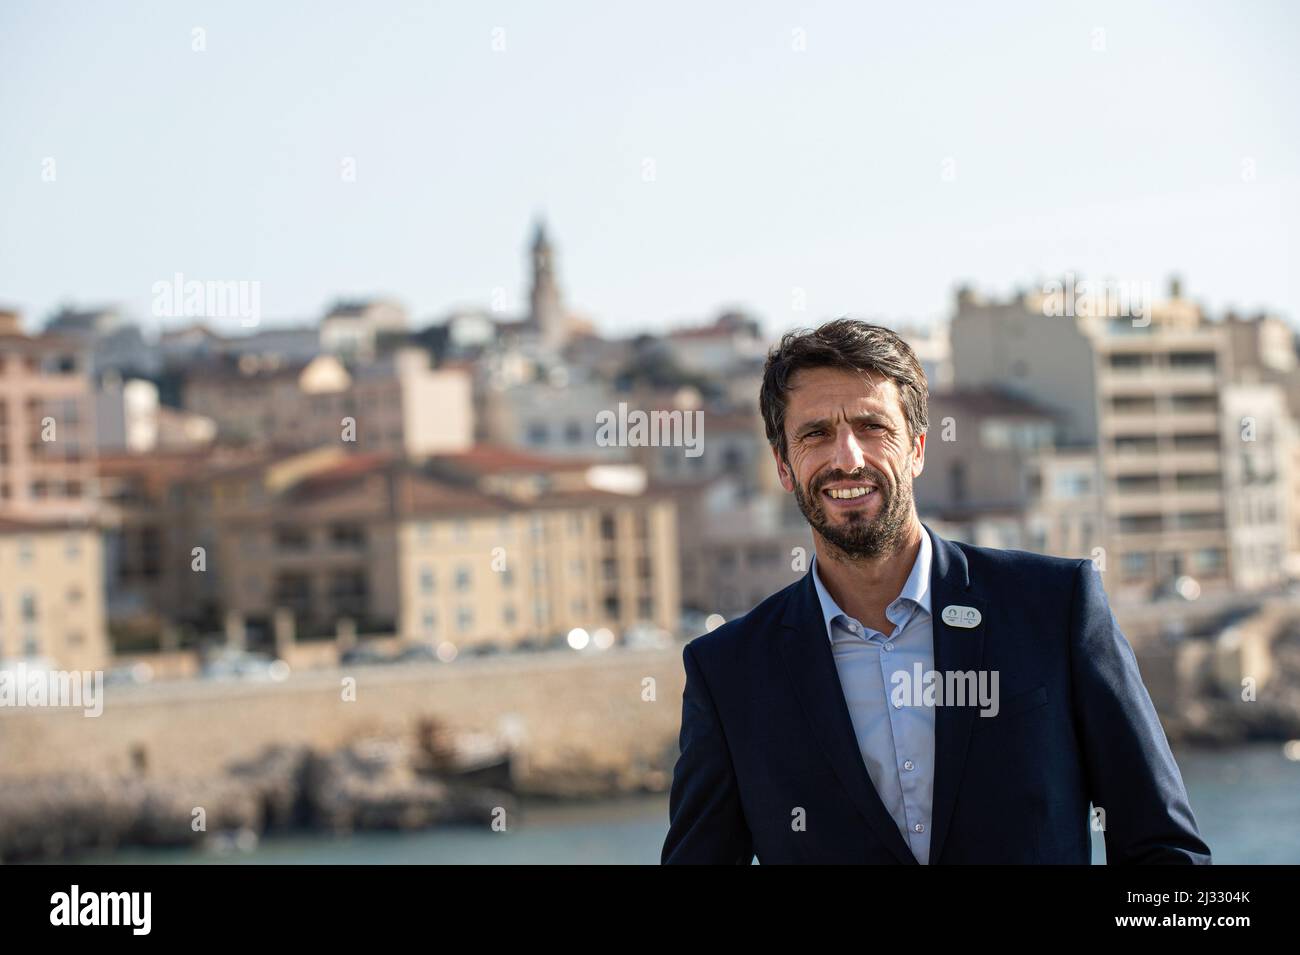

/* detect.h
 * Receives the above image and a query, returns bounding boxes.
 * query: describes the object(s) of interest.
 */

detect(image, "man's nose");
[830,427,866,475]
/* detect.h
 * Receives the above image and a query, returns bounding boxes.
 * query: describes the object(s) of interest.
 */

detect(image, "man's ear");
[771,444,796,492]
[911,431,926,478]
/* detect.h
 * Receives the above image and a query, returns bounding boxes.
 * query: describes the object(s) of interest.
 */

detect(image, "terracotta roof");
[287,452,398,499]
[96,449,214,473]
[0,515,88,534]
[400,474,513,515]
[432,444,599,474]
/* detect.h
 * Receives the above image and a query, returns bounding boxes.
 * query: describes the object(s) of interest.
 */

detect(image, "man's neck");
[814,519,924,634]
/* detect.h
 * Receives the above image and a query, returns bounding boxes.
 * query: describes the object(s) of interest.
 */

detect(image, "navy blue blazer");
[662,523,1211,864]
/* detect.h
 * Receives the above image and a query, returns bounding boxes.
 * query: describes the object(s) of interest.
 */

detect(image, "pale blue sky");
[1,0,1296,340]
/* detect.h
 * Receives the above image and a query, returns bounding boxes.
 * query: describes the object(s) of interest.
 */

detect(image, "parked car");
[104,662,155,686]
[622,623,672,650]
[201,649,289,681]
[395,643,441,664]
[340,644,394,667]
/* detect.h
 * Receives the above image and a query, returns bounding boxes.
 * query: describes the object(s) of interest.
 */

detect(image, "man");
[661,319,1210,864]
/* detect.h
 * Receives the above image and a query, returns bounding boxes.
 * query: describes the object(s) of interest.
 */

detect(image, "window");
[273,573,312,610]
[420,566,435,595]
[1174,512,1224,531]
[1169,352,1216,370]
[1111,395,1156,414]
[330,524,365,550]
[1170,394,1216,413]
[1109,353,1151,371]
[1172,434,1219,452]
[1118,515,1163,533]
[1113,436,1158,455]
[329,571,368,614]
[1121,552,1151,577]
[455,565,471,591]
[1192,548,1225,573]
[274,525,310,551]
[1114,475,1158,493]
[456,606,474,632]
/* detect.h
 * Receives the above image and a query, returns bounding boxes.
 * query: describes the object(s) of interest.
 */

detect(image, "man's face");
[772,366,926,559]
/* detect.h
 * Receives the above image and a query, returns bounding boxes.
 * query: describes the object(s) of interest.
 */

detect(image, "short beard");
[790,458,914,561]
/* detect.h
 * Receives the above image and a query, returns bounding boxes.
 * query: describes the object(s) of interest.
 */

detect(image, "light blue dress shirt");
[810,530,935,864]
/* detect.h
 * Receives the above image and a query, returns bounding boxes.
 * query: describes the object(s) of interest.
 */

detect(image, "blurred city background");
[1,1,1298,863]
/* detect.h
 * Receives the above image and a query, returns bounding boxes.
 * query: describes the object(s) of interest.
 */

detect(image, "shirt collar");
[810,528,933,643]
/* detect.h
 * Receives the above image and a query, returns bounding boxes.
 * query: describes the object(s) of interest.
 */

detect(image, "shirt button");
[903,760,914,771]
[913,823,925,833]
[884,642,894,651]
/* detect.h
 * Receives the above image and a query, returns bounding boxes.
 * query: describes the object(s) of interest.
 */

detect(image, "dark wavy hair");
[760,318,929,463]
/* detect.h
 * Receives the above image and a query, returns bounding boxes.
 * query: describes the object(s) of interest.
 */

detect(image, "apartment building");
[320,299,409,363]
[168,446,678,652]
[0,312,98,523]
[672,475,810,620]
[0,516,107,670]
[951,281,1289,599]
[182,347,473,455]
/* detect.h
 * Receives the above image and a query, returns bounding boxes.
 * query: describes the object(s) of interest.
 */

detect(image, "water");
[74,743,1298,864]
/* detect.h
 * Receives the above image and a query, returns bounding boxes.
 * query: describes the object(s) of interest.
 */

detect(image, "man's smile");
[820,481,879,507]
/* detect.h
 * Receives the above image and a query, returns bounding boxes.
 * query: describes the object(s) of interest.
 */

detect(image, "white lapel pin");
[941,605,981,629]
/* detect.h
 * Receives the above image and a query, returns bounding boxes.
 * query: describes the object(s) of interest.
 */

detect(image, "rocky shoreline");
[0,736,518,864]
[3,690,1297,862]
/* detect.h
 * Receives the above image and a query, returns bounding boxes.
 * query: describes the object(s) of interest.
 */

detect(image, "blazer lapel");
[924,522,988,865]
[777,561,918,865]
